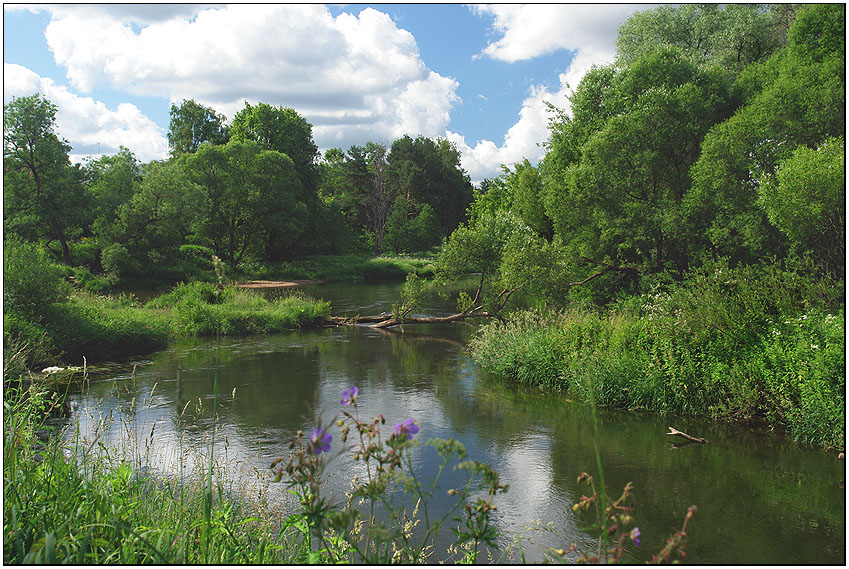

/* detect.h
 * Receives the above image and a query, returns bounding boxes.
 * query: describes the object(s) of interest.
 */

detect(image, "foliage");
[470,262,844,449]
[4,94,88,265]
[3,234,70,321]
[230,101,319,192]
[384,196,442,254]
[167,99,230,158]
[757,136,844,277]
[183,139,307,267]
[101,159,205,282]
[687,3,845,269]
[616,4,796,72]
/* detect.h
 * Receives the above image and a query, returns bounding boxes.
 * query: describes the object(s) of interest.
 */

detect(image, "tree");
[230,102,319,192]
[616,4,798,73]
[505,159,551,239]
[4,94,87,265]
[184,140,306,267]
[687,3,845,267]
[365,142,393,255]
[758,137,845,277]
[100,160,204,281]
[84,146,141,240]
[384,196,441,254]
[387,135,473,236]
[542,48,735,289]
[167,99,229,158]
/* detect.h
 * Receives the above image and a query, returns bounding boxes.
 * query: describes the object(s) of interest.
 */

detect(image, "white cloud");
[452,4,652,182]
[447,83,568,182]
[39,4,461,154]
[4,63,168,163]
[472,4,652,64]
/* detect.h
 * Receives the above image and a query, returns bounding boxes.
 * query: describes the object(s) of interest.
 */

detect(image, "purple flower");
[310,427,332,454]
[393,418,419,440]
[341,386,359,406]
[629,527,641,547]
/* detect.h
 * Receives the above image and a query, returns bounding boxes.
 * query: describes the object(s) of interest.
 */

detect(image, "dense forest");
[4,3,845,444]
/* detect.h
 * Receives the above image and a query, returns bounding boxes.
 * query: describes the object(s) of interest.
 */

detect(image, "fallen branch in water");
[666,427,709,444]
[329,286,518,329]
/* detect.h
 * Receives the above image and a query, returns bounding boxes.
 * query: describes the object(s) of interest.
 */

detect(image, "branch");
[666,427,709,444]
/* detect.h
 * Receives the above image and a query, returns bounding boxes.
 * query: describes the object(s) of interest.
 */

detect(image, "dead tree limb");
[666,427,709,444]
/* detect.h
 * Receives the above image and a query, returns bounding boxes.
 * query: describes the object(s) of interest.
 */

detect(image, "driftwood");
[666,427,709,444]
[330,286,519,330]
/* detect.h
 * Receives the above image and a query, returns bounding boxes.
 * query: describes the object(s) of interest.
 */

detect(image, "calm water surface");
[69,282,845,564]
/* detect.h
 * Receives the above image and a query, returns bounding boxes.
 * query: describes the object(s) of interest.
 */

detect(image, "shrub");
[3,235,70,320]
[470,264,845,448]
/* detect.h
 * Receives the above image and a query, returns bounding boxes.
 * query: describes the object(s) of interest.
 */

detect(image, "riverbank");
[3,385,294,564]
[469,264,845,450]
[5,283,330,373]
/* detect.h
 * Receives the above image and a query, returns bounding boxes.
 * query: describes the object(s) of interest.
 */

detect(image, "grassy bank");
[469,264,845,449]
[242,253,436,283]
[4,283,331,371]
[3,384,295,564]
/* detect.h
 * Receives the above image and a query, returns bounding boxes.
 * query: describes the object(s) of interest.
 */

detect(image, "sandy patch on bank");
[237,280,324,288]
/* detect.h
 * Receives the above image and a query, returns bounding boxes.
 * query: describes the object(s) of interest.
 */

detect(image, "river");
[67,282,845,564]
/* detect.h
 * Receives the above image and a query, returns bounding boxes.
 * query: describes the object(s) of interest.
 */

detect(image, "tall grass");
[4,283,332,369]
[470,263,845,449]
[3,381,291,564]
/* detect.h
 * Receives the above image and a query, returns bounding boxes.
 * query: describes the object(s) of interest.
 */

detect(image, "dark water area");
[70,282,845,564]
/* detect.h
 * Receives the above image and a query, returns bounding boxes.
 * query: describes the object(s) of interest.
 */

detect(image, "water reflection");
[68,285,844,564]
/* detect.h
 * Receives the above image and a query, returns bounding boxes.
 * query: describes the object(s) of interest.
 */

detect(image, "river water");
[68,282,844,564]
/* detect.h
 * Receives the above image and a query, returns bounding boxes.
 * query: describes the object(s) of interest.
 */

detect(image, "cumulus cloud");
[472,4,651,64]
[447,83,568,182]
[3,63,168,163]
[39,4,460,153]
[452,4,652,181]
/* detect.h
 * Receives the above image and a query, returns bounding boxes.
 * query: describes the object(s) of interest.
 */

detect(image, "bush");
[470,263,845,448]
[3,235,70,320]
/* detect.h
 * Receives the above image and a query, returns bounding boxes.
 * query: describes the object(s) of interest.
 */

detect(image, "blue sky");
[3,4,651,181]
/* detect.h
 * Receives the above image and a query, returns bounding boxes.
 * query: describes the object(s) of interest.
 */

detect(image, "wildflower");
[630,527,641,547]
[341,386,359,405]
[811,344,819,350]
[310,427,332,454]
[393,418,419,440]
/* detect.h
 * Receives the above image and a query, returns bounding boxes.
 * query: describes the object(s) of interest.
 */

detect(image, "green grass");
[3,384,296,564]
[245,253,436,283]
[4,283,332,368]
[470,264,845,449]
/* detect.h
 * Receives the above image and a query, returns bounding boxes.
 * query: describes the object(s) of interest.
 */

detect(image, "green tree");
[230,102,319,193]
[388,135,473,236]
[167,99,229,158]
[616,4,797,72]
[100,160,204,281]
[184,140,306,267]
[84,147,141,241]
[543,48,735,287]
[3,234,70,321]
[687,3,845,266]
[384,196,441,254]
[4,94,87,266]
[758,137,845,277]
[505,159,551,239]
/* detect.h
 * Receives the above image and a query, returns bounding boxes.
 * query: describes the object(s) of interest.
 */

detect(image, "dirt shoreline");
[237,279,325,288]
